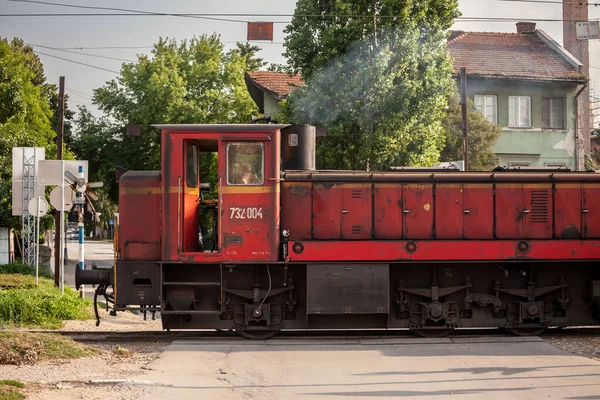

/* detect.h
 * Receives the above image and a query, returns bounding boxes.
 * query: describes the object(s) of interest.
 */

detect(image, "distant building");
[448,22,587,170]
[244,71,303,119]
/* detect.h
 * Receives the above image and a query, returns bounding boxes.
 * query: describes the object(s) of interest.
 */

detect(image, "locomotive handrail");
[282,171,600,182]
[177,176,182,251]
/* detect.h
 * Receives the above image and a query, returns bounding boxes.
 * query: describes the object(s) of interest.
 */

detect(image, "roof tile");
[447,31,585,82]
[245,71,304,99]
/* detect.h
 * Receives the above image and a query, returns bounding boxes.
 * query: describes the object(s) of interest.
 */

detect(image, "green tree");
[0,38,57,229]
[282,0,460,170]
[71,35,257,202]
[440,94,501,171]
[235,42,267,71]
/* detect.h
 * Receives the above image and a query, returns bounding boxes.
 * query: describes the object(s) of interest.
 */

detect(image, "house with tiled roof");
[448,22,587,170]
[244,71,303,119]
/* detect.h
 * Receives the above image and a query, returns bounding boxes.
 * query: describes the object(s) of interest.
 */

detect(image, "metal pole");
[35,197,40,285]
[60,160,65,295]
[54,76,64,287]
[460,67,469,171]
[78,165,85,298]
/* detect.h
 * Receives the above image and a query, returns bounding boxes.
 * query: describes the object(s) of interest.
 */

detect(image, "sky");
[0,0,599,122]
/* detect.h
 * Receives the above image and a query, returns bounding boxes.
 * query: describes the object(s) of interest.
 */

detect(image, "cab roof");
[152,124,290,132]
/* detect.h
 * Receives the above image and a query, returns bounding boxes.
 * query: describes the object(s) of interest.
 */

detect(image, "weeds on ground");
[113,345,134,358]
[0,380,25,400]
[0,386,24,400]
[0,332,99,365]
[0,275,92,328]
[0,262,53,280]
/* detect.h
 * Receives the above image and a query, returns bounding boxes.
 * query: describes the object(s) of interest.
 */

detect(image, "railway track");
[20,326,600,342]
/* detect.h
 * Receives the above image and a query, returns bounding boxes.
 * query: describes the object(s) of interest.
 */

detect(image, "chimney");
[516,22,536,34]
[563,0,590,170]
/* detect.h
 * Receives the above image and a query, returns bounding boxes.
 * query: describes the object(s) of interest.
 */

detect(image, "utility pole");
[460,67,469,171]
[54,76,64,287]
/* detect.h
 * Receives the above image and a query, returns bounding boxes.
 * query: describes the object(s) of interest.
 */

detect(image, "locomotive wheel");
[505,326,547,336]
[236,329,280,340]
[410,328,455,338]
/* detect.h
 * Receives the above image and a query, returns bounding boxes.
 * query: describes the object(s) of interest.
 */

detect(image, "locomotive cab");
[157,124,284,263]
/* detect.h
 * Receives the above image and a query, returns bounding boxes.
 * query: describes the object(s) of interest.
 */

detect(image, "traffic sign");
[50,186,75,211]
[28,197,49,217]
[109,219,114,225]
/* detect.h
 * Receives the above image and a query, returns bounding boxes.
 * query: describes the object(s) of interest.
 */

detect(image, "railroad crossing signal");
[49,186,75,211]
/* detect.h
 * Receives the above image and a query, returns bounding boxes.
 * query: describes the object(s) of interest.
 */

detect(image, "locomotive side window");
[227,142,264,185]
[186,144,199,187]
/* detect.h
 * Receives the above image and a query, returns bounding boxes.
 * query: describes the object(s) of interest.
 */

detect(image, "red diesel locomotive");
[77,124,600,338]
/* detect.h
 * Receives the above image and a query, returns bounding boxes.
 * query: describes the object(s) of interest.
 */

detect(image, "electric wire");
[35,50,120,73]
[27,42,136,62]
[1,13,599,23]
[5,0,251,23]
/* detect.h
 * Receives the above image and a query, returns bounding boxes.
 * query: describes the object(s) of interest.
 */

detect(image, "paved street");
[49,240,600,400]
[133,336,600,400]
[63,239,113,294]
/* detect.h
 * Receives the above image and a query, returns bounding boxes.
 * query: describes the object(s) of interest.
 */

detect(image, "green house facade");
[448,22,587,170]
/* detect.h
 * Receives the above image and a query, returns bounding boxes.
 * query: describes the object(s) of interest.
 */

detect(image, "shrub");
[0,276,92,328]
[0,262,53,280]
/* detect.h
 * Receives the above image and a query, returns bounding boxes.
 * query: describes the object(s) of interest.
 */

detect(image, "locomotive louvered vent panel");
[530,190,549,222]
[351,189,363,198]
[352,225,363,234]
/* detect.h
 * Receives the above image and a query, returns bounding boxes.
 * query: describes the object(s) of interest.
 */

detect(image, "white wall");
[0,227,10,265]
[263,94,281,118]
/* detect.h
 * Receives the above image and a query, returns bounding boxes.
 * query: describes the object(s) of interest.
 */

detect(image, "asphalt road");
[53,241,600,399]
[129,336,600,400]
[63,239,114,295]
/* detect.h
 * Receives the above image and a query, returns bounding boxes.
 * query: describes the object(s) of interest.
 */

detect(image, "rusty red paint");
[403,184,433,239]
[286,240,600,262]
[583,185,600,238]
[435,184,463,239]
[281,183,312,240]
[312,183,342,239]
[247,22,273,41]
[119,171,161,261]
[373,185,403,239]
[555,184,582,239]
[463,184,493,239]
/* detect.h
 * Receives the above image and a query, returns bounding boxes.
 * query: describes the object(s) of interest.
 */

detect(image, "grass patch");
[0,332,99,365]
[0,275,92,329]
[0,382,24,389]
[0,262,53,280]
[0,380,25,400]
[0,386,24,400]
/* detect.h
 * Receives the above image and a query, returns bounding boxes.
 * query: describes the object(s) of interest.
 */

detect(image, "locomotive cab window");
[227,142,264,185]
[186,143,199,187]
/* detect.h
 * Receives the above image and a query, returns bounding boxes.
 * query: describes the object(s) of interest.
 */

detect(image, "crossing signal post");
[75,166,86,298]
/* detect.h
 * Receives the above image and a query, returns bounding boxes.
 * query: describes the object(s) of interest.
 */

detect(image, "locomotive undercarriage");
[152,261,600,338]
[82,260,600,338]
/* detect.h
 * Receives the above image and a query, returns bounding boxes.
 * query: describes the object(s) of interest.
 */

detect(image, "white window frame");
[544,162,566,168]
[508,96,532,128]
[474,95,497,124]
[508,161,531,167]
[542,97,565,129]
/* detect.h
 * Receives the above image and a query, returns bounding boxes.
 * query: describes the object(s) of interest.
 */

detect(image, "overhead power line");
[1,12,599,23]
[497,0,598,4]
[54,45,154,50]
[5,0,250,23]
[35,50,120,73]
[27,42,136,62]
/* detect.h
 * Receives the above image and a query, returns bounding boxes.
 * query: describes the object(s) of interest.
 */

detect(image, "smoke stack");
[516,22,536,34]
